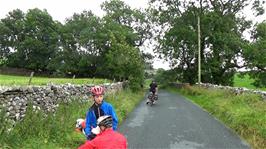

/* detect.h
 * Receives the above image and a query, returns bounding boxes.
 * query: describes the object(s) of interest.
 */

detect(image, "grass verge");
[0,89,145,149]
[168,85,266,149]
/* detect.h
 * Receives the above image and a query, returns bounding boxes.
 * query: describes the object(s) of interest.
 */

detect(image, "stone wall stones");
[0,82,125,121]
[197,83,266,100]
[170,82,266,100]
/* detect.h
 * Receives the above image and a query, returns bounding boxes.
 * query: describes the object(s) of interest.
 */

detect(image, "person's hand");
[91,126,100,135]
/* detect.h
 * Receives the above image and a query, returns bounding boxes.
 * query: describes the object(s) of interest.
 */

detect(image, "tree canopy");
[0,0,152,91]
[149,0,265,85]
[244,21,266,87]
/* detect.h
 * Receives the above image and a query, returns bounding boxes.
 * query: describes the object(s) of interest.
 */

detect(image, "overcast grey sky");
[0,0,148,23]
[0,0,265,70]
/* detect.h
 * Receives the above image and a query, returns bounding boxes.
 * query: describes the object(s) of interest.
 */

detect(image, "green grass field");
[0,74,110,86]
[234,74,255,89]
[1,73,265,90]
[233,74,266,91]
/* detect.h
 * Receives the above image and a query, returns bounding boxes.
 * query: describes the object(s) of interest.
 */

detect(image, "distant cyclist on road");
[146,80,158,104]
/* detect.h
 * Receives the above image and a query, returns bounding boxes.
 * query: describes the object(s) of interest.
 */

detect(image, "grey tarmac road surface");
[118,90,250,149]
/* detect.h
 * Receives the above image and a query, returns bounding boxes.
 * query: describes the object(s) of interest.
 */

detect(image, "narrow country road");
[119,90,250,149]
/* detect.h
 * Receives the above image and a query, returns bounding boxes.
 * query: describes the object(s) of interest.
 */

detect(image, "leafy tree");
[98,0,150,89]
[0,9,25,67]
[101,0,152,47]
[0,1,150,87]
[106,43,144,91]
[149,0,264,85]
[154,68,177,87]
[142,52,154,70]
[99,20,145,90]
[244,22,266,87]
[49,11,104,77]
[1,8,60,71]
[0,22,11,65]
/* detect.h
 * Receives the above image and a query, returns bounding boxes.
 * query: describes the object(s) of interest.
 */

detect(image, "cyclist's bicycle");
[146,92,158,106]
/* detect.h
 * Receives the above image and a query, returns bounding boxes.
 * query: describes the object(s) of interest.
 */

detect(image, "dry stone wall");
[0,82,125,121]
[170,82,266,100]
[197,83,266,100]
